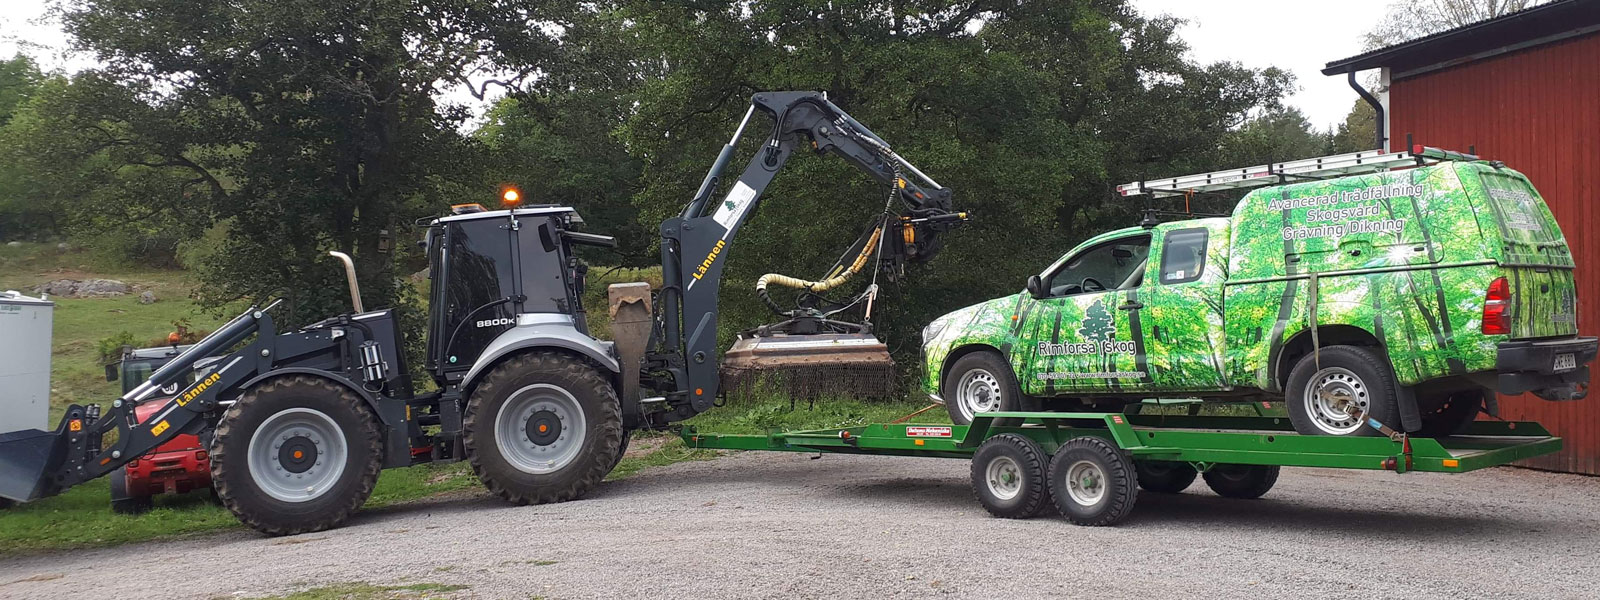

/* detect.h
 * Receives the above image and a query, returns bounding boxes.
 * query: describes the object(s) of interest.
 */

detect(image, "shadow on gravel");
[1123,493,1548,541]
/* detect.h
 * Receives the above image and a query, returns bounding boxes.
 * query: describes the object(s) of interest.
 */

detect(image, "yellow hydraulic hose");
[756,226,883,309]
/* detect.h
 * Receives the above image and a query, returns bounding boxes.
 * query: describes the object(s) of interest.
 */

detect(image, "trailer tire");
[1048,436,1137,526]
[1286,345,1399,437]
[944,352,1035,426]
[970,434,1051,519]
[1134,461,1198,494]
[211,375,383,536]
[464,352,621,506]
[1201,464,1279,499]
[109,467,153,515]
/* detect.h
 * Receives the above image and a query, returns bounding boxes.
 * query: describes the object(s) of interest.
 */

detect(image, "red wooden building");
[1324,0,1600,474]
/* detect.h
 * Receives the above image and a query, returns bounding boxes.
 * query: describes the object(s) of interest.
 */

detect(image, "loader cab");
[106,345,195,395]
[424,207,592,384]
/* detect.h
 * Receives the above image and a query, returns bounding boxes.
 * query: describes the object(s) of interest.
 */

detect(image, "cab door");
[1138,221,1230,392]
[1018,234,1152,396]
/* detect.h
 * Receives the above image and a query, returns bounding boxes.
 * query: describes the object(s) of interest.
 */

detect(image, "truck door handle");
[1119,301,1143,310]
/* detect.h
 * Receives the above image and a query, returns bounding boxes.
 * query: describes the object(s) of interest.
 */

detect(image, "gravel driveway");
[2,451,1596,599]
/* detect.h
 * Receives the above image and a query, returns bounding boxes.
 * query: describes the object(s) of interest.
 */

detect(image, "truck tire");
[1285,345,1400,437]
[1417,390,1484,438]
[1134,461,1197,494]
[943,352,1035,426]
[1202,464,1279,499]
[970,434,1051,519]
[1048,436,1137,526]
[464,352,622,505]
[109,467,153,515]
[211,375,383,536]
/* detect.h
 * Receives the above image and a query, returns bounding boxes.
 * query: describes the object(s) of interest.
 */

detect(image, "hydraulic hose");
[757,225,883,314]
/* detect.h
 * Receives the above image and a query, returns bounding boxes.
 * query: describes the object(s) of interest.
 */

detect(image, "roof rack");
[1118,145,1480,198]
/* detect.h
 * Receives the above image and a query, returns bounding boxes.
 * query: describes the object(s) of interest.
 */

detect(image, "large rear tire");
[211,375,383,536]
[464,352,622,505]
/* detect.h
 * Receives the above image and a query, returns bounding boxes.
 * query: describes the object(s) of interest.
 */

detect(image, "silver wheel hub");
[985,456,1023,501]
[247,407,348,503]
[1065,460,1107,506]
[1304,366,1369,435]
[496,383,587,474]
[955,368,1002,422]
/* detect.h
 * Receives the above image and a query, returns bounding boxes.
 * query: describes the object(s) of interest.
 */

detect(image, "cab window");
[1159,228,1208,284]
[1044,236,1151,297]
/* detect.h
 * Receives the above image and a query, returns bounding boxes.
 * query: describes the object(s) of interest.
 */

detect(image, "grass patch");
[249,582,467,600]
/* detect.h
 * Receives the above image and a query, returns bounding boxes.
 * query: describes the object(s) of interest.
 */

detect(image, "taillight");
[1483,277,1511,335]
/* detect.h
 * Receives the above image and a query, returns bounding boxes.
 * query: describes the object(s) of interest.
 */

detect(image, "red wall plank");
[1390,33,1600,474]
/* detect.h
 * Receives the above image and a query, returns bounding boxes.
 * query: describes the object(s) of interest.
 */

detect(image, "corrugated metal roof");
[1323,0,1600,74]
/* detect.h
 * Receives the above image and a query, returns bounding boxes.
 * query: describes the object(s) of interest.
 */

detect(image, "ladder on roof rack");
[1118,145,1480,198]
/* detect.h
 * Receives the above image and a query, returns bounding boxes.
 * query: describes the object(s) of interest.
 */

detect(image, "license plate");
[1554,353,1576,372]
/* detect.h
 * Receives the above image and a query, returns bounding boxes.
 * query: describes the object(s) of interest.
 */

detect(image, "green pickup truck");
[922,148,1597,437]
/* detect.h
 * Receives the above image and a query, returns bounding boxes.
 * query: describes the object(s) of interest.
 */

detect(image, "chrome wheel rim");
[496,383,587,474]
[1303,366,1369,435]
[1065,460,1106,507]
[955,368,1003,422]
[247,407,348,503]
[985,456,1023,501]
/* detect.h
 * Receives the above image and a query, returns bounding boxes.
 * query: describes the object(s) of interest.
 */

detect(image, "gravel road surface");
[2,452,1596,599]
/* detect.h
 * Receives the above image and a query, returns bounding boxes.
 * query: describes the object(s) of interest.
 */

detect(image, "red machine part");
[125,399,213,497]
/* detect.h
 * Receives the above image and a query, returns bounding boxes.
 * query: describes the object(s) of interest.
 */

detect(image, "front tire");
[1285,345,1399,437]
[464,352,622,505]
[1202,464,1279,499]
[109,467,153,515]
[1048,436,1137,526]
[970,434,1051,519]
[211,376,383,536]
[943,352,1035,426]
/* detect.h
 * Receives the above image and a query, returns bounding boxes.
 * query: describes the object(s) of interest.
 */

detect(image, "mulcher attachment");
[720,317,895,402]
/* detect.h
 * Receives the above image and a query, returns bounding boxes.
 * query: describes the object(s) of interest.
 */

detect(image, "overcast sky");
[1,0,1393,129]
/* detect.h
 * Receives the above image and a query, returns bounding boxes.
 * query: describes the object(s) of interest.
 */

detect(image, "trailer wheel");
[970,434,1051,518]
[211,375,383,536]
[1285,345,1399,437]
[1048,436,1137,526]
[944,352,1035,426]
[1201,464,1280,499]
[1134,461,1197,494]
[109,467,153,515]
[464,352,621,505]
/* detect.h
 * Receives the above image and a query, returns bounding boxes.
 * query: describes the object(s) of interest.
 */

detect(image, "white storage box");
[0,291,53,434]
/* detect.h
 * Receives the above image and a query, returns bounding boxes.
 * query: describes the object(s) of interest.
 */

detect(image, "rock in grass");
[33,279,131,298]
[138,291,157,304]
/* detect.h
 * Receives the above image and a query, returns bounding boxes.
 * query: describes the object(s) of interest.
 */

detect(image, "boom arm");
[650,91,965,424]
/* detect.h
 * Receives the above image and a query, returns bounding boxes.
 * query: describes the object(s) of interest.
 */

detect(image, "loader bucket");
[721,332,896,401]
[0,428,66,503]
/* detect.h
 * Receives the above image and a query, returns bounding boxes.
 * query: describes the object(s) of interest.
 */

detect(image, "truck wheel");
[1134,461,1197,494]
[1285,346,1399,436]
[970,434,1051,519]
[1202,464,1279,499]
[1048,436,1137,526]
[109,467,153,515]
[944,352,1035,426]
[1417,390,1484,438]
[464,352,622,505]
[211,375,383,536]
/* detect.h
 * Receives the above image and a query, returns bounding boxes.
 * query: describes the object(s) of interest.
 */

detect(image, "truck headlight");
[922,318,950,346]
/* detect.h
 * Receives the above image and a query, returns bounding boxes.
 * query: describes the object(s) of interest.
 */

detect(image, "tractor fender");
[462,314,620,391]
[236,368,393,426]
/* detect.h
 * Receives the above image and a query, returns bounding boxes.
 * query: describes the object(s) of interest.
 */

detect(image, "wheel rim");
[1065,459,1107,506]
[985,456,1023,501]
[247,407,349,503]
[495,383,587,474]
[955,368,1003,422]
[1302,366,1369,435]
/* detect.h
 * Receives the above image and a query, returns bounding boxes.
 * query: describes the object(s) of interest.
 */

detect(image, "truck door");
[1138,221,1229,392]
[1018,234,1152,396]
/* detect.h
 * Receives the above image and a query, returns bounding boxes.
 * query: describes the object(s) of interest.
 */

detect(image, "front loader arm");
[651,92,965,423]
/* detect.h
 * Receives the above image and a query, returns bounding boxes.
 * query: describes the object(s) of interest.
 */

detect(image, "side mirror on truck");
[1026,275,1045,299]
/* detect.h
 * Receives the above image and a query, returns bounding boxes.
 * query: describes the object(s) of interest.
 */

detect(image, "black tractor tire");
[1285,345,1400,437]
[464,352,622,505]
[608,429,633,475]
[1202,464,1280,499]
[1134,461,1198,494]
[211,375,383,536]
[1417,390,1484,438]
[970,434,1052,519]
[1048,436,1138,526]
[109,467,153,515]
[943,351,1037,426]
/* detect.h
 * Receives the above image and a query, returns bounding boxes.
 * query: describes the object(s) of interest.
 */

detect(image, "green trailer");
[682,411,1561,526]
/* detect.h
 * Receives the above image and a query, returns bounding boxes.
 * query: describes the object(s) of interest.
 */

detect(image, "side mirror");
[104,363,118,382]
[1026,275,1045,299]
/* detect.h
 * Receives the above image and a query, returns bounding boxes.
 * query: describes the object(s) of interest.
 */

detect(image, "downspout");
[1347,71,1388,151]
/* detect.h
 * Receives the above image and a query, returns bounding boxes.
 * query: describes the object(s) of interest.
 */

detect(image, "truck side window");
[1044,235,1151,297]
[1160,228,1208,284]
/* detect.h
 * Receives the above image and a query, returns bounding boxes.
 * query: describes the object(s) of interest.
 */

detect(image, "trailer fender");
[463,320,620,392]
[235,368,411,467]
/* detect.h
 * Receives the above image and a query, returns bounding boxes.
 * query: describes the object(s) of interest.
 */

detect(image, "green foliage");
[95,330,139,364]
